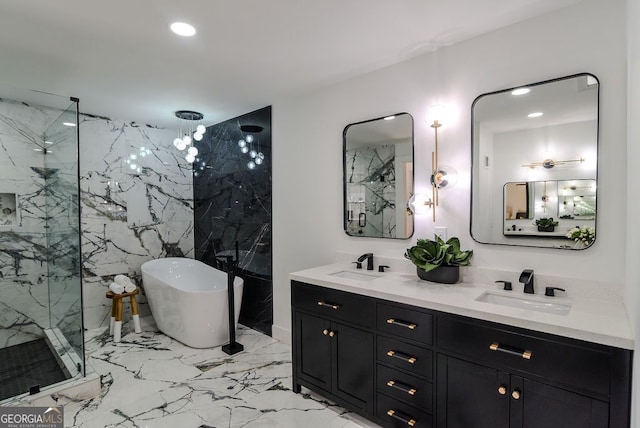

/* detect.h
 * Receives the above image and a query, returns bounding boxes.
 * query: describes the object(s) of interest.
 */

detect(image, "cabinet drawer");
[377,364,432,413]
[437,316,611,396]
[377,302,433,346]
[377,393,432,428]
[292,281,375,328]
[377,336,433,379]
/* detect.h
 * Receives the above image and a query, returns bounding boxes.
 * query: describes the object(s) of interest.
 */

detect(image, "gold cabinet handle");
[317,301,341,310]
[386,318,417,330]
[387,409,417,427]
[489,342,532,360]
[322,329,335,337]
[386,350,417,364]
[512,389,521,400]
[387,380,417,396]
[498,385,507,395]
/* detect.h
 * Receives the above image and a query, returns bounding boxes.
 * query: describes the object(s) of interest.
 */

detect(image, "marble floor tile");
[61,321,380,427]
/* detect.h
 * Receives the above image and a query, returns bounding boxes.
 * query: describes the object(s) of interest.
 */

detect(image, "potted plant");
[535,217,559,232]
[404,236,473,284]
[566,225,595,248]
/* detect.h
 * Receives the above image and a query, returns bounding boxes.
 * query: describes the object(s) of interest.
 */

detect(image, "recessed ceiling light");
[383,115,396,120]
[170,22,196,37]
[511,88,530,96]
[63,122,76,127]
[528,112,543,118]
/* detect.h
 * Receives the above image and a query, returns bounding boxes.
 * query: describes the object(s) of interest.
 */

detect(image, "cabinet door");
[437,355,510,428]
[517,378,609,428]
[295,312,332,391]
[332,321,374,412]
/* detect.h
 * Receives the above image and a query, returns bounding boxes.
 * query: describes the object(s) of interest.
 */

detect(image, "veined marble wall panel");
[0,99,56,347]
[194,106,272,335]
[79,116,194,330]
[1,98,195,340]
[0,99,52,169]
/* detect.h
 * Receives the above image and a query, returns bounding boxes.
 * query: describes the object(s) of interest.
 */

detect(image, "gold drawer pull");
[387,409,417,427]
[387,379,417,395]
[386,350,417,364]
[317,301,340,310]
[512,389,521,400]
[498,385,507,395]
[387,318,417,330]
[489,342,532,360]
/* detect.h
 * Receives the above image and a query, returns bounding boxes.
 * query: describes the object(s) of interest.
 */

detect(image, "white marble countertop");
[290,263,634,350]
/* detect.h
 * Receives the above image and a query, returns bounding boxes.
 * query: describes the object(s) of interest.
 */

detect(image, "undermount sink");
[476,292,571,316]
[329,270,378,281]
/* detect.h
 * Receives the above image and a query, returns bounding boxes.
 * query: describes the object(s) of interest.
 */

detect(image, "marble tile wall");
[194,106,272,335]
[79,115,194,330]
[0,97,196,347]
[0,99,57,347]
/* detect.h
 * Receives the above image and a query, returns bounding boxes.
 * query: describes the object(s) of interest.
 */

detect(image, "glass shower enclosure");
[0,91,84,402]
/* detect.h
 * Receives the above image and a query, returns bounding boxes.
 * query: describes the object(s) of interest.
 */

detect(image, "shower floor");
[0,339,67,401]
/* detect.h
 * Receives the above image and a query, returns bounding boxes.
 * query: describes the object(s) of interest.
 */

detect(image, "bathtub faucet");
[215,254,244,356]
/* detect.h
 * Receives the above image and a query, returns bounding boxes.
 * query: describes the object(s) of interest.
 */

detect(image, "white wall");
[626,0,640,426]
[274,1,633,417]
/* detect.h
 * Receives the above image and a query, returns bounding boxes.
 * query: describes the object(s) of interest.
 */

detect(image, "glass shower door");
[44,100,85,377]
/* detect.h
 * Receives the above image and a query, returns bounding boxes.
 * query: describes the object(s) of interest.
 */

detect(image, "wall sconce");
[407,193,434,215]
[172,110,206,164]
[427,105,457,222]
[522,157,584,169]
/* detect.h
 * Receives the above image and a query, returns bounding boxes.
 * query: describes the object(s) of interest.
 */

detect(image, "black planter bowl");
[537,225,555,232]
[416,266,460,284]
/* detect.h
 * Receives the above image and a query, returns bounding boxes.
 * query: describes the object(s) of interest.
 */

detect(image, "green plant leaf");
[405,236,473,270]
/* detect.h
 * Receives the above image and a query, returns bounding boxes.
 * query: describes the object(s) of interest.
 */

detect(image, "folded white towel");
[114,275,130,287]
[109,282,124,294]
[124,281,136,293]
[114,274,137,293]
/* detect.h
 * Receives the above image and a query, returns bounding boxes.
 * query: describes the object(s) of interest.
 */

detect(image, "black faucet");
[519,269,535,294]
[357,253,374,271]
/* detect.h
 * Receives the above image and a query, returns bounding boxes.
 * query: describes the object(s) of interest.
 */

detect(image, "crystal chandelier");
[172,110,206,163]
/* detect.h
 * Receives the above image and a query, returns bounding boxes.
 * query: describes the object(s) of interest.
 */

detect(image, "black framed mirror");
[343,113,414,239]
[471,73,599,249]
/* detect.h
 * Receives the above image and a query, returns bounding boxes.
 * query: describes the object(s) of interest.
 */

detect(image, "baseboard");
[271,325,291,345]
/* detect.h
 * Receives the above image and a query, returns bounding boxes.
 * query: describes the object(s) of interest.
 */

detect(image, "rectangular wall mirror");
[343,113,414,239]
[471,73,599,249]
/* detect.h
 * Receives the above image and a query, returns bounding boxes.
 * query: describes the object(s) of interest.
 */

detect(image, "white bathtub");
[141,257,244,348]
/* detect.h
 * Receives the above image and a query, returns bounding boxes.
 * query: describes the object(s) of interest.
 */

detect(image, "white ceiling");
[0,0,584,130]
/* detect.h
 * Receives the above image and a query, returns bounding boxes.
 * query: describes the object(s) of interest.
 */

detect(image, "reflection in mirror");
[503,179,596,238]
[471,73,598,249]
[343,113,414,238]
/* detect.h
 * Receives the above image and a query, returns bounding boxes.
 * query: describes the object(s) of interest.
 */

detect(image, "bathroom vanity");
[290,265,633,428]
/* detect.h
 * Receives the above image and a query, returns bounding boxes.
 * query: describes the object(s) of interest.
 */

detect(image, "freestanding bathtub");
[141,257,244,348]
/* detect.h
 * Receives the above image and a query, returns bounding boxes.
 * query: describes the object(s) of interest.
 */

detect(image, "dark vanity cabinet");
[291,281,632,428]
[375,302,435,427]
[436,316,632,428]
[292,281,375,413]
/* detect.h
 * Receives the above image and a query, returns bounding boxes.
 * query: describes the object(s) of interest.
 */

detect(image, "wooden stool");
[106,288,141,342]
